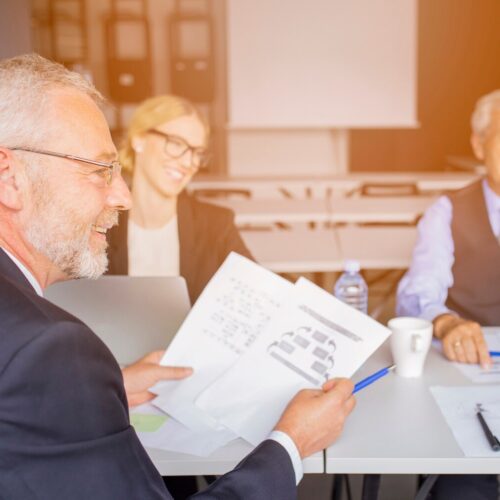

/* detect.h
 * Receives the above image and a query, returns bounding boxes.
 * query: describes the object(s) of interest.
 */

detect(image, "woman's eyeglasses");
[147,129,210,169]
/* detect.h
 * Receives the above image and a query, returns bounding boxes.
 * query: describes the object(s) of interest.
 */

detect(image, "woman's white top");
[127,216,180,276]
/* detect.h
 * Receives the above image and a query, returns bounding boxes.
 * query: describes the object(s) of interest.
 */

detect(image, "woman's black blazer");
[107,192,254,304]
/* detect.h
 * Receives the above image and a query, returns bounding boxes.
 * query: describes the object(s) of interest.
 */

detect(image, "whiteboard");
[227,0,417,128]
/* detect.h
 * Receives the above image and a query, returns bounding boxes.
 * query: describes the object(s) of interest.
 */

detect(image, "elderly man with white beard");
[0,54,356,499]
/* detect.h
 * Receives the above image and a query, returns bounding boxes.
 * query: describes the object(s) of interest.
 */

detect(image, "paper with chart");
[196,277,391,445]
[450,327,500,383]
[431,385,500,457]
[130,403,236,457]
[151,252,294,433]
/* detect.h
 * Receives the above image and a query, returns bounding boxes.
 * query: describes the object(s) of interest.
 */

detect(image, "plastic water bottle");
[334,260,368,314]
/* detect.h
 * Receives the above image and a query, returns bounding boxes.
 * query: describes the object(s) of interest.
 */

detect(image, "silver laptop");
[45,276,191,366]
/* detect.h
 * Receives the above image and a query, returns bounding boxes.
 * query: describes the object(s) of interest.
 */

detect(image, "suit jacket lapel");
[0,248,39,294]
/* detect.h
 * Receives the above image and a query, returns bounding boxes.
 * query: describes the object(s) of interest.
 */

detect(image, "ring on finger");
[453,341,462,348]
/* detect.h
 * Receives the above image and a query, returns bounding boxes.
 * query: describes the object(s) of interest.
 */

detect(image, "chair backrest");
[45,276,191,366]
[358,182,420,197]
[192,188,252,200]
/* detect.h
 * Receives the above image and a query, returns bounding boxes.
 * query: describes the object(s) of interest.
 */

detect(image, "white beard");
[26,211,110,280]
[23,172,115,280]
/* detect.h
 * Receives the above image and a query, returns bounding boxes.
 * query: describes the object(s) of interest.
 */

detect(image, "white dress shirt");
[397,179,500,321]
[268,430,303,484]
[128,217,180,277]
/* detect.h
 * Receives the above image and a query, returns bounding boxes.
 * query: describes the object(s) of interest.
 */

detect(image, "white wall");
[225,0,417,177]
[227,0,417,128]
[228,129,349,177]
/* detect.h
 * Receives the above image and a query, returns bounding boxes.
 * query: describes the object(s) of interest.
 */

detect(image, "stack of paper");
[133,253,390,456]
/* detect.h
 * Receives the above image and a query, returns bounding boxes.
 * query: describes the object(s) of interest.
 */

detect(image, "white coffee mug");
[388,317,433,377]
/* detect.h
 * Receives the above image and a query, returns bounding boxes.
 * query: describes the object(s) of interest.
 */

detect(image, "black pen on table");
[476,404,500,452]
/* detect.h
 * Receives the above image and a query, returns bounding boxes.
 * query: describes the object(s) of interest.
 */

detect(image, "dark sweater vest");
[446,180,500,325]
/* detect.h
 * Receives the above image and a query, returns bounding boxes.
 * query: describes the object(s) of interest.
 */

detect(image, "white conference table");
[326,339,500,475]
[206,196,436,225]
[208,198,331,224]
[190,172,477,199]
[241,226,418,273]
[147,439,324,476]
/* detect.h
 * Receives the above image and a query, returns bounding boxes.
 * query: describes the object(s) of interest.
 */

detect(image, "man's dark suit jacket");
[0,250,296,499]
[107,193,254,303]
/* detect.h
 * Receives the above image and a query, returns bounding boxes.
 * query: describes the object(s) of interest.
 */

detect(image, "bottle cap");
[344,260,361,273]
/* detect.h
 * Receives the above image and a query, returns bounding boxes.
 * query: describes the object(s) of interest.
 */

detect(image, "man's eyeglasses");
[147,130,210,169]
[10,147,122,186]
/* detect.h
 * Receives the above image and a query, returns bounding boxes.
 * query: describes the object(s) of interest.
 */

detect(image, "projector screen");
[227,0,417,128]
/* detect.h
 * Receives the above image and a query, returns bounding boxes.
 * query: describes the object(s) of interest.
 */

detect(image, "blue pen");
[353,364,396,394]
[489,351,500,357]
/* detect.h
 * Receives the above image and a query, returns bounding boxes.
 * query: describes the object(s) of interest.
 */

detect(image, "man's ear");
[471,133,485,161]
[0,148,24,210]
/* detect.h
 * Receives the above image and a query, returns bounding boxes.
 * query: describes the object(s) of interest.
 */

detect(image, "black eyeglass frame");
[146,129,210,169]
[9,146,122,186]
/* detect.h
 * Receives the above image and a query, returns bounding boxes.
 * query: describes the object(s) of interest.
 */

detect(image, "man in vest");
[397,90,500,499]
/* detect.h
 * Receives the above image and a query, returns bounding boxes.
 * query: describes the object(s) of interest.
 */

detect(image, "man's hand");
[122,350,193,407]
[433,313,491,369]
[274,378,355,459]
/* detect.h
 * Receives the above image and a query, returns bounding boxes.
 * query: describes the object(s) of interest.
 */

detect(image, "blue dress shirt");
[397,179,500,321]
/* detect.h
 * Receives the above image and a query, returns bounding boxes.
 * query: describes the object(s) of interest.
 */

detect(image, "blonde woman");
[108,95,254,497]
[107,95,253,303]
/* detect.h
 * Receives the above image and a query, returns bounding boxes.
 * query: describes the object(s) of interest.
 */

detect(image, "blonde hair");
[471,90,500,137]
[120,95,208,172]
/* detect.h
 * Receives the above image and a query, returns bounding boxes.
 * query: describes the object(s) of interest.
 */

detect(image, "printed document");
[196,278,391,445]
[431,385,500,457]
[151,253,293,432]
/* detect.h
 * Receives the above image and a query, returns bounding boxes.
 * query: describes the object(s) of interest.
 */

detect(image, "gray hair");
[0,53,104,148]
[471,90,500,137]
